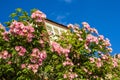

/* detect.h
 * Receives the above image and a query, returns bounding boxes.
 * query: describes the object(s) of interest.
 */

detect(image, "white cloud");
[56,15,66,21]
[56,12,70,20]
[56,15,68,25]
[54,12,70,25]
[58,0,72,3]
[64,0,72,3]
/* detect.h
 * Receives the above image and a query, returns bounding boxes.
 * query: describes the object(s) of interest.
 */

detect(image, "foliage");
[0,8,120,80]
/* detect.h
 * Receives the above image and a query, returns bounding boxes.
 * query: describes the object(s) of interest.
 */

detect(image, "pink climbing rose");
[31,10,46,22]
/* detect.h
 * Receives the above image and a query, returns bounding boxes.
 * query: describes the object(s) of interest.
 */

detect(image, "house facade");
[45,19,68,40]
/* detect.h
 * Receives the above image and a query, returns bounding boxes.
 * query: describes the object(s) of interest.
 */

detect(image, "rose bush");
[0,8,120,80]
[0,8,49,80]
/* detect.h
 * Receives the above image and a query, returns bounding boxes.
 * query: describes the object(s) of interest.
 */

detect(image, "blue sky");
[0,0,120,55]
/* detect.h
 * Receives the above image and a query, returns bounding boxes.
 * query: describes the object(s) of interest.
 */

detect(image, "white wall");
[45,22,67,40]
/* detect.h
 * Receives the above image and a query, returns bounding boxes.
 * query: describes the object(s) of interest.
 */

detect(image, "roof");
[45,19,69,30]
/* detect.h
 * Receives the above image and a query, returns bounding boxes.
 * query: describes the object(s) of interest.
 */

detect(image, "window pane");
[54,27,59,35]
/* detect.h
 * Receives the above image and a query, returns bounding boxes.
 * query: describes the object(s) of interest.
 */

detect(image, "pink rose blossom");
[88,71,92,75]
[32,48,39,53]
[89,57,95,63]
[78,38,83,41]
[63,72,78,79]
[83,68,88,73]
[18,52,25,56]
[21,64,26,69]
[92,28,98,34]
[0,50,11,59]
[30,48,47,66]
[27,64,39,73]
[51,41,70,56]
[2,50,9,59]
[31,10,46,22]
[63,74,67,78]
[112,58,118,67]
[107,48,112,52]
[82,22,90,29]
[39,50,47,60]
[103,38,111,47]
[96,58,102,68]
[7,61,12,65]
[99,35,104,40]
[67,24,74,29]
[101,54,108,60]
[39,39,44,44]
[2,32,9,41]
[63,61,73,66]
[15,46,26,56]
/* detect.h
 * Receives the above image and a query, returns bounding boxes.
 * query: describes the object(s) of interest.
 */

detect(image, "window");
[54,27,59,35]
[46,25,52,31]
[60,29,65,34]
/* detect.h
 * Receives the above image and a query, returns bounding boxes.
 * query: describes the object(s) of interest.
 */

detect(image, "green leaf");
[45,65,52,72]
[16,8,22,13]
[17,71,22,76]
[56,64,62,70]
[52,54,58,59]
[4,21,11,26]
[10,13,17,18]
[31,8,37,13]
[23,11,28,16]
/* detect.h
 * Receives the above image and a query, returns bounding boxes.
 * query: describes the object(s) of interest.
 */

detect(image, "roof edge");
[45,19,68,29]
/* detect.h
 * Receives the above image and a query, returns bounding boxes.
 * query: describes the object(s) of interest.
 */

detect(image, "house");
[45,19,68,40]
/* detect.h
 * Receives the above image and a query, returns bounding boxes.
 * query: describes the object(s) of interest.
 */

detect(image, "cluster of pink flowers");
[39,39,45,48]
[82,22,98,34]
[89,53,119,69]
[90,57,103,68]
[96,58,103,68]
[103,38,111,47]
[31,10,46,22]
[9,21,35,42]
[63,58,73,66]
[20,63,39,73]
[29,48,47,73]
[2,31,9,41]
[51,41,70,56]
[20,48,47,73]
[67,24,74,29]
[27,64,39,73]
[82,22,90,29]
[30,48,47,65]
[83,68,92,75]
[93,75,99,79]
[15,46,26,56]
[112,58,118,67]
[0,50,11,59]
[86,34,99,44]
[63,72,78,80]
[0,24,9,41]
[67,22,112,55]
[90,28,98,34]
[98,35,104,40]
[99,36,112,52]
[101,54,108,60]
